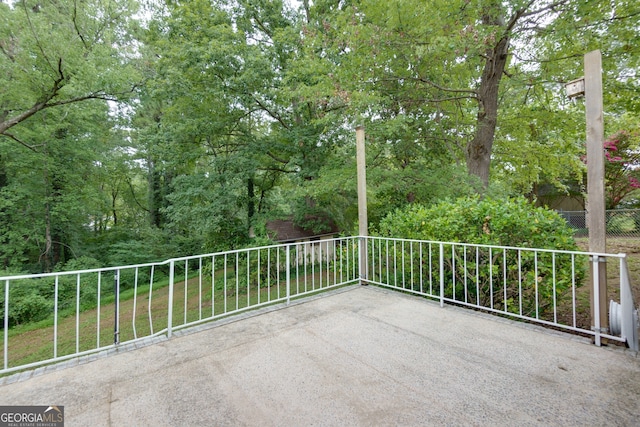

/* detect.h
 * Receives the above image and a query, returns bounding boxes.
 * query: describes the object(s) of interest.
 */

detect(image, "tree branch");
[0,132,43,152]
[371,76,477,99]
[413,77,479,97]
[22,0,57,74]
[72,0,89,49]
[127,178,150,213]
[414,95,478,103]
[257,166,297,174]
[518,0,569,21]
[0,91,109,135]
[251,95,290,129]
[266,150,290,164]
[0,39,16,62]
[0,83,137,136]
[251,14,273,39]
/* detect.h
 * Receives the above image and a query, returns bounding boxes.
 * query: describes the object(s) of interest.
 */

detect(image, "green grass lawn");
[1,266,351,374]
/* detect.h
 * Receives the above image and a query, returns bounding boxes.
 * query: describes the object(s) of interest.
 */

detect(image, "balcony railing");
[363,236,638,349]
[1,236,637,375]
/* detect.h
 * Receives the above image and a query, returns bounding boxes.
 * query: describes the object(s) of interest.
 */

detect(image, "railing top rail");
[364,235,626,259]
[0,235,626,282]
[163,235,357,264]
[0,236,359,282]
[0,261,167,282]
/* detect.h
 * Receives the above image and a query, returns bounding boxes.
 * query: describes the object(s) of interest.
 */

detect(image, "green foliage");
[162,173,251,253]
[102,227,180,267]
[492,100,586,195]
[379,196,578,249]
[0,0,144,272]
[0,0,141,136]
[59,256,102,272]
[377,197,584,318]
[603,121,640,209]
[2,0,639,275]
[0,280,52,327]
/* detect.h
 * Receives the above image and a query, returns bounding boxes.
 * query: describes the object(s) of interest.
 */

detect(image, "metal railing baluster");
[1,236,637,375]
[3,279,8,371]
[133,268,139,340]
[148,266,154,335]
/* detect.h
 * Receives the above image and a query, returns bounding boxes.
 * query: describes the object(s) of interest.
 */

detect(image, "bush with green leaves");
[0,278,52,327]
[377,197,585,319]
[379,196,578,248]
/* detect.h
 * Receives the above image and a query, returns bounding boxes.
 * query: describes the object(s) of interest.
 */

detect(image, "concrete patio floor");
[1,285,639,426]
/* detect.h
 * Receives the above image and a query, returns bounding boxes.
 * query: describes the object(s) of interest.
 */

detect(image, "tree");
[604,127,640,209]
[0,0,143,271]
[0,102,116,271]
[134,0,352,248]
[2,0,639,273]
[0,0,141,147]
[300,0,640,192]
[137,0,268,250]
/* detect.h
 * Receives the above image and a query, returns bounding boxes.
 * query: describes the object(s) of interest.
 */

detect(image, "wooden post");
[584,50,608,339]
[356,126,368,283]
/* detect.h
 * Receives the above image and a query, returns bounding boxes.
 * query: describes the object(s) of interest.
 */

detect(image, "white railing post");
[439,243,444,308]
[359,236,368,285]
[54,276,59,359]
[592,256,602,346]
[286,244,291,305]
[620,256,639,351]
[114,270,120,345]
[3,279,8,371]
[75,274,81,353]
[168,260,174,339]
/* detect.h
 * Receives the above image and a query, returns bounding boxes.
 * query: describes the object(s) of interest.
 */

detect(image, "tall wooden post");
[584,50,608,342]
[356,126,368,284]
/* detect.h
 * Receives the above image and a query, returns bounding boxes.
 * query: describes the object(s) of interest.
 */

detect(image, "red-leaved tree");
[604,130,640,209]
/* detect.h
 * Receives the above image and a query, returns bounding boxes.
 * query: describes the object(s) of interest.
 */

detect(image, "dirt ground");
[572,238,640,333]
[583,238,640,304]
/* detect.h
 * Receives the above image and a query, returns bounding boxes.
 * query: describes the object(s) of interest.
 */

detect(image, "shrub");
[379,196,577,249]
[0,277,53,327]
[376,196,584,319]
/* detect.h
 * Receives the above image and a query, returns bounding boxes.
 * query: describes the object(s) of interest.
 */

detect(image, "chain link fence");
[559,209,640,237]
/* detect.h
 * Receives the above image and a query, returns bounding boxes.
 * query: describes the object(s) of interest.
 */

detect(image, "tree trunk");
[148,157,165,228]
[43,199,53,272]
[112,188,119,226]
[41,144,53,272]
[466,33,510,189]
[247,177,255,237]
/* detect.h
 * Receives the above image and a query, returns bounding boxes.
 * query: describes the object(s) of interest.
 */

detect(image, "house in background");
[265,218,341,264]
[531,182,585,211]
[529,182,586,230]
[265,219,338,243]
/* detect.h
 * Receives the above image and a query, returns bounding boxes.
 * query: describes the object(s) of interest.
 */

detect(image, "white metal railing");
[1,237,360,375]
[1,235,638,375]
[363,236,638,351]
